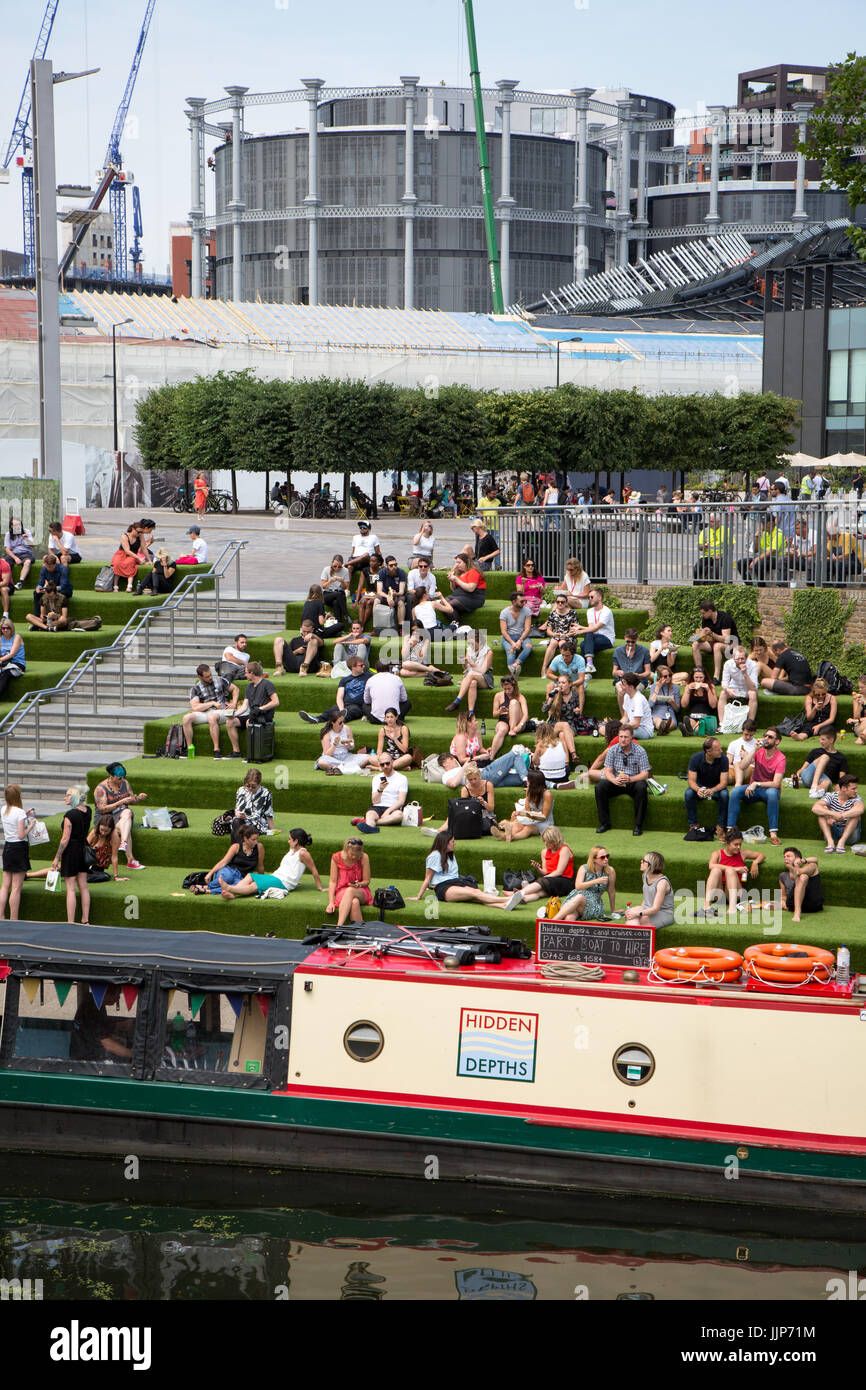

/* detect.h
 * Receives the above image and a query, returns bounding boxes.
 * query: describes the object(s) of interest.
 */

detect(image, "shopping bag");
[482,859,497,894]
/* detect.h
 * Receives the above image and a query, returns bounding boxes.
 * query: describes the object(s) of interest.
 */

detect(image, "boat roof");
[0,921,315,979]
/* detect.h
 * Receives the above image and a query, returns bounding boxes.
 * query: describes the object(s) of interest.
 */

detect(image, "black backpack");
[169,810,189,829]
[447,797,484,839]
[160,724,187,758]
[816,661,853,696]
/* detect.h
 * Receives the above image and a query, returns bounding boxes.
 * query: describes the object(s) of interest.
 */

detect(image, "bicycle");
[170,486,234,514]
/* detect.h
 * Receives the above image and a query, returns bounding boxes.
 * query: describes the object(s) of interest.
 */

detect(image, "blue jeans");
[727,784,780,833]
[831,818,861,845]
[685,786,729,826]
[501,637,533,667]
[580,633,613,660]
[799,763,832,791]
[485,749,529,787]
[207,865,243,895]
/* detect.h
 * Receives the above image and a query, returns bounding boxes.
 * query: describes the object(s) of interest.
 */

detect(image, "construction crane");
[0,0,61,275]
[58,0,156,281]
[462,0,503,313]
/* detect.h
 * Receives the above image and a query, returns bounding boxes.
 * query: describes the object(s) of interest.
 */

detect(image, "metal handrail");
[0,538,248,783]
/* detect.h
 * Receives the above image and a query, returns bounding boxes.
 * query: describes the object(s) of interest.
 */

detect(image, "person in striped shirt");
[811,775,863,853]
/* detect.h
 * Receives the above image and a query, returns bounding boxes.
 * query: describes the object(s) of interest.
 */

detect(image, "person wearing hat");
[347,520,382,599]
[470,519,500,571]
[177,526,208,565]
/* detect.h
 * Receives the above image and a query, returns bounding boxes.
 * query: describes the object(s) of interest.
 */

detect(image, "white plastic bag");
[44,869,59,892]
[402,801,422,828]
[482,859,497,894]
[27,819,50,846]
[143,806,173,831]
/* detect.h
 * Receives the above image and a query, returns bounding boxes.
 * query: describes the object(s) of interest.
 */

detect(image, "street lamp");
[555,335,583,388]
[112,318,134,504]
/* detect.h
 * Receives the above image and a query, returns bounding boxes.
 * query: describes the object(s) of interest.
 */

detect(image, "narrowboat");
[0,919,865,1233]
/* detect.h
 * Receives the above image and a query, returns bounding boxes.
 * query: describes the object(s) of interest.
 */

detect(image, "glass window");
[828,351,849,410]
[159,990,268,1079]
[851,350,866,408]
[11,979,137,1068]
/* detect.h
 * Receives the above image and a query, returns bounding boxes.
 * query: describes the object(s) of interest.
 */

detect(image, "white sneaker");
[809,788,825,799]
[585,660,596,674]
[504,890,524,911]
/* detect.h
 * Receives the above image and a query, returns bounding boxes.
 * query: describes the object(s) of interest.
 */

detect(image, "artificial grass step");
[15,865,866,968]
[283,600,649,637]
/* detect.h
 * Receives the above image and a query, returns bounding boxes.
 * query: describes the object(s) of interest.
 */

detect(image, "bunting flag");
[53,980,73,1008]
[121,984,139,1013]
[225,992,244,1019]
[255,995,269,1021]
[21,977,40,1005]
[188,993,206,1020]
[165,990,175,1015]
[0,960,10,982]
[90,984,107,1010]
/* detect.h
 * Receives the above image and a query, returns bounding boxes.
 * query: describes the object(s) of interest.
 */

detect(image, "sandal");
[191,883,209,893]
[769,833,781,846]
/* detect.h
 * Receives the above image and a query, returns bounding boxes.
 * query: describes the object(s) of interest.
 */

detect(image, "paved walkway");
[74,508,479,599]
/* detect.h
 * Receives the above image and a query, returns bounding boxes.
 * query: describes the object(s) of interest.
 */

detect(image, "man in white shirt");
[219,634,250,680]
[186,526,208,563]
[347,520,382,594]
[726,720,759,785]
[619,674,655,739]
[363,660,410,723]
[407,557,439,608]
[47,522,81,564]
[352,756,409,832]
[718,647,759,724]
[575,587,616,674]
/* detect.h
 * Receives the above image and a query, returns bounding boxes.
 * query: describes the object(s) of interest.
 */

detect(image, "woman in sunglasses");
[540,595,580,677]
[487,676,531,758]
[0,618,26,699]
[326,837,373,925]
[516,559,545,618]
[552,845,617,923]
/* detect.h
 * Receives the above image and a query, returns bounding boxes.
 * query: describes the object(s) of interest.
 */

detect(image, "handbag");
[423,671,453,687]
[169,810,189,829]
[503,869,535,892]
[182,871,208,889]
[27,819,50,846]
[373,885,405,912]
[422,753,445,783]
[695,715,718,737]
[401,801,423,828]
[211,809,235,836]
[544,896,562,919]
[776,713,807,738]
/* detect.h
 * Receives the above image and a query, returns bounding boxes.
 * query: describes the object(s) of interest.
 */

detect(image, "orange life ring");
[654,965,742,983]
[654,947,743,973]
[744,943,834,979]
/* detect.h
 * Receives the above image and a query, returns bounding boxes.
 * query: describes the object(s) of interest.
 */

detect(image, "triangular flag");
[21,977,40,1005]
[121,984,139,1012]
[54,980,73,1008]
[188,992,206,1020]
[165,990,175,1014]
[255,995,269,1020]
[0,960,9,982]
[90,984,107,1010]
[225,992,243,1019]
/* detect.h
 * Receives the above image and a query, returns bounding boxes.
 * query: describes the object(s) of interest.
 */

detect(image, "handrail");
[0,538,248,783]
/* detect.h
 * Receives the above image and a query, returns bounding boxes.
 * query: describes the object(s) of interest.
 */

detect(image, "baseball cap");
[358,520,370,530]
[188,525,200,535]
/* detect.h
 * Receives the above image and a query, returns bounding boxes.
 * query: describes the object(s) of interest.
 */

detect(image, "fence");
[491,502,866,589]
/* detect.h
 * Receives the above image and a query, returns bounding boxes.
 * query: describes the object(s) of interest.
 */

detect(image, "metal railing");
[492,501,866,590]
[0,539,248,785]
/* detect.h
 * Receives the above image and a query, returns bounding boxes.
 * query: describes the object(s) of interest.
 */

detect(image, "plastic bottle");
[837,945,850,985]
[171,1011,186,1045]
[187,744,196,759]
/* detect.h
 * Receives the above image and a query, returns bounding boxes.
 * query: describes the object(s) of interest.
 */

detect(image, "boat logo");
[457,1008,538,1083]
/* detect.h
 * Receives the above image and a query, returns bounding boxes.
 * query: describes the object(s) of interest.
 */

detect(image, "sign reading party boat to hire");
[457,1008,538,1083]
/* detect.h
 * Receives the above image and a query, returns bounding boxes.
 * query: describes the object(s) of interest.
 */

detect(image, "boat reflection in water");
[0,1196,863,1301]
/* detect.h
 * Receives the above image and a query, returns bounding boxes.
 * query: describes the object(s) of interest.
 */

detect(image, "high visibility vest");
[699,526,728,558]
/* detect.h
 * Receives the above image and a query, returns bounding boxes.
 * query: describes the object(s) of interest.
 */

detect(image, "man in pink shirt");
[726,726,785,845]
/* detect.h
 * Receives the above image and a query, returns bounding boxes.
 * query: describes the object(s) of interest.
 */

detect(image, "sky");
[0,0,860,275]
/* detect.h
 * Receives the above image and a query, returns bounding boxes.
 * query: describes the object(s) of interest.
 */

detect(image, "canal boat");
[0,920,864,1231]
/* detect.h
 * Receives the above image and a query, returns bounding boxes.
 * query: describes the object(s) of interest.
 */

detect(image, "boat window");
[343,1020,384,1062]
[159,990,268,1079]
[612,1043,655,1086]
[11,979,138,1069]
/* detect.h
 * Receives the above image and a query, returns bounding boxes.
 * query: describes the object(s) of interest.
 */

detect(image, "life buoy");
[653,947,743,983]
[744,943,834,984]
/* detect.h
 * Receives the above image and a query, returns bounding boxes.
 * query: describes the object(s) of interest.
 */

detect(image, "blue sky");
[0,0,860,274]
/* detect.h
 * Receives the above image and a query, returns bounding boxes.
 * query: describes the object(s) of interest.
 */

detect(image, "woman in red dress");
[326,837,373,926]
[110,523,146,592]
[193,472,209,515]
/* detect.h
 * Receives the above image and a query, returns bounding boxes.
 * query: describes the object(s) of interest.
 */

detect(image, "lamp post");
[555,335,583,388]
[112,318,133,505]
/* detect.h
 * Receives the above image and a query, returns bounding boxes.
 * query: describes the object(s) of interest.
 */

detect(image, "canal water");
[1,1195,862,1301]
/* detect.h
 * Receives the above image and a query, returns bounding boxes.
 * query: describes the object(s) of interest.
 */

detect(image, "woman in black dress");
[51,787,93,924]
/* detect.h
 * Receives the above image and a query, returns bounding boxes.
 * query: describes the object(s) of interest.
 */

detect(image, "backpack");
[816,661,853,696]
[169,811,189,829]
[719,700,749,735]
[94,565,114,592]
[422,753,445,783]
[448,797,484,840]
[162,724,187,758]
[521,482,535,504]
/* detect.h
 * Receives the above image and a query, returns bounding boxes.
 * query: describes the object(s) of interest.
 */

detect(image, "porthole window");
[612,1043,655,1086]
[343,1021,384,1063]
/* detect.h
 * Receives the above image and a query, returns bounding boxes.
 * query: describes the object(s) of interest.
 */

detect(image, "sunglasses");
[347,838,363,847]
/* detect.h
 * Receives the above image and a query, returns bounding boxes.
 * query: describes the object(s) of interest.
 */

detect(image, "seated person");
[648,667,680,733]
[177,524,207,565]
[513,827,575,906]
[794,727,847,795]
[701,829,764,917]
[679,666,719,735]
[86,813,127,882]
[32,551,72,612]
[320,554,350,626]
[301,583,337,638]
[517,559,546,618]
[314,710,375,776]
[356,554,385,629]
[326,837,373,927]
[826,524,864,583]
[193,822,265,894]
[4,518,35,588]
[299,655,371,724]
[726,726,785,846]
[760,641,812,697]
[217,633,250,680]
[406,556,439,608]
[234,662,279,731]
[234,767,275,835]
[685,735,729,837]
[541,673,585,760]
[530,722,572,789]
[779,847,824,924]
[749,634,777,682]
[445,630,493,717]
[811,774,863,852]
[618,673,655,740]
[0,556,12,617]
[274,618,323,676]
[412,829,515,909]
[140,548,176,595]
[727,719,759,785]
[624,850,675,928]
[398,625,438,679]
[182,663,242,758]
[787,517,817,584]
[612,629,651,709]
[544,639,586,698]
[556,557,591,611]
[846,673,866,744]
[449,709,485,765]
[69,984,132,1062]
[737,514,787,583]
[370,707,414,771]
[552,845,616,922]
[218,828,324,898]
[500,592,534,677]
[363,660,411,724]
[649,625,686,683]
[432,554,487,621]
[540,595,581,676]
[718,646,759,726]
[690,600,738,683]
[346,521,382,595]
[48,520,82,564]
[375,555,408,629]
[788,678,837,742]
[431,760,497,835]
[487,676,531,758]
[573,588,615,674]
[93,761,145,870]
[595,728,650,836]
[351,757,409,833]
[26,579,68,631]
[333,620,372,671]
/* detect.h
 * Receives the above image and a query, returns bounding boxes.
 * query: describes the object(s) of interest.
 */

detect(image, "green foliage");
[712,392,800,475]
[799,53,866,262]
[783,589,857,668]
[133,382,184,470]
[641,585,760,645]
[841,643,866,680]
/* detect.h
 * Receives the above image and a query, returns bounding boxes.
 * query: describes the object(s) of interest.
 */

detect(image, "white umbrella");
[818,452,866,469]
[783,452,822,469]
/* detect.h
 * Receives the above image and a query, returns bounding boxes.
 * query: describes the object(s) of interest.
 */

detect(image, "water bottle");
[171,1011,186,1045]
[837,945,850,985]
[187,744,196,759]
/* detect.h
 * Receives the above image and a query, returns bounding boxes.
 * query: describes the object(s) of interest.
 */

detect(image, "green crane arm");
[462,0,504,313]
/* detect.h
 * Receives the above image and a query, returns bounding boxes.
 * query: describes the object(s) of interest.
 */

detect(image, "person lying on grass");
[217,828,325,899]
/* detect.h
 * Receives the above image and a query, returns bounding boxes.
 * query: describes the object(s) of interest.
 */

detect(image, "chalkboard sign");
[536,919,655,969]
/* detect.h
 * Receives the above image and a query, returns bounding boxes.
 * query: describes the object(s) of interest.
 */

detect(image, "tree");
[798,53,866,261]
[712,392,800,476]
[134,383,184,471]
